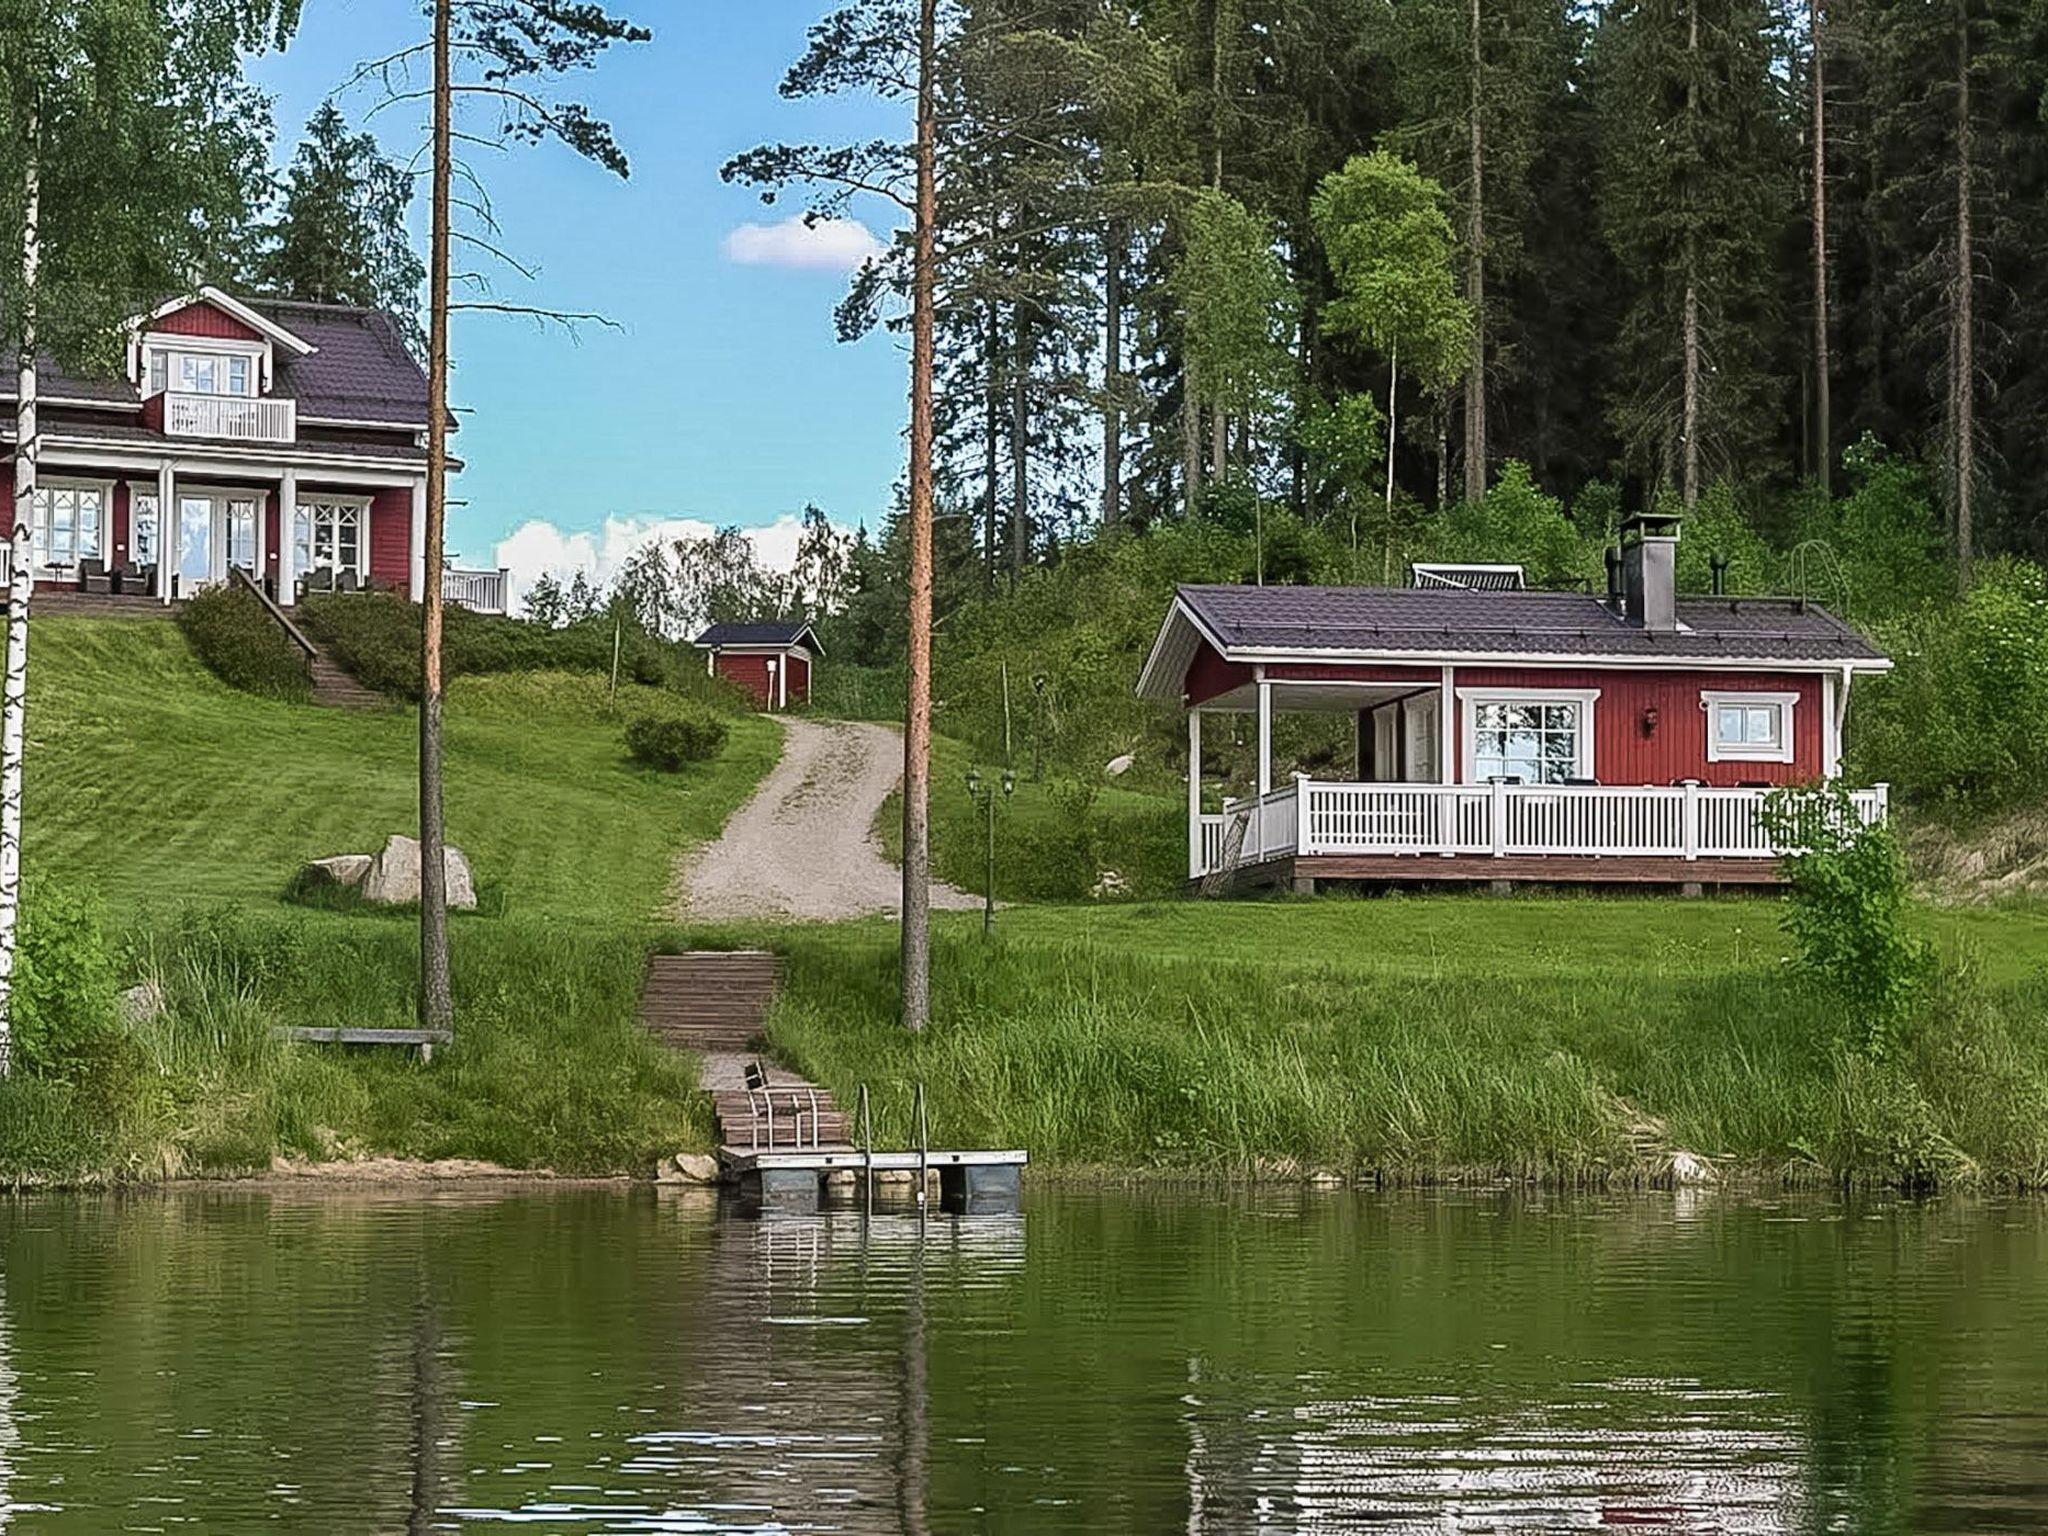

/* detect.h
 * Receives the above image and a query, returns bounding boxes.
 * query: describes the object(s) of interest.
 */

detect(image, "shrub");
[14,883,119,1074]
[177,584,311,700]
[1762,784,1931,1055]
[625,702,728,769]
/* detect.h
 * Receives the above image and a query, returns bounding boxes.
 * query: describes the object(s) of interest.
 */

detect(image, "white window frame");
[123,481,161,567]
[28,477,113,575]
[1702,690,1799,764]
[293,494,372,583]
[140,334,269,398]
[172,484,265,587]
[1457,687,1601,784]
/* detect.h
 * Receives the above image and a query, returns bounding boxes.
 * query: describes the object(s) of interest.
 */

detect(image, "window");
[30,483,106,572]
[1460,689,1600,785]
[147,346,256,397]
[294,499,367,579]
[226,499,258,571]
[1703,691,1798,764]
[130,489,159,565]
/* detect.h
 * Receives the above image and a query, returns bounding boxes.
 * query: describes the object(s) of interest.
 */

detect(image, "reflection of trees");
[898,1215,930,1536]
[407,1282,445,1536]
[0,1268,16,1533]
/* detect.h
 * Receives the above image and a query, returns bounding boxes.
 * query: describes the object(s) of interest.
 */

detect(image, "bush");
[177,584,311,700]
[298,593,700,700]
[14,883,119,1074]
[1762,785,1931,1055]
[625,702,728,769]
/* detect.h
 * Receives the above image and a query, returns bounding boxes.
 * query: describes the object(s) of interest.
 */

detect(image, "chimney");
[1604,545,1624,603]
[1621,510,1681,632]
[1709,552,1730,596]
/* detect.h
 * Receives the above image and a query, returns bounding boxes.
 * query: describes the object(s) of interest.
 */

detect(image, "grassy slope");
[681,893,2048,1187]
[8,617,780,1181]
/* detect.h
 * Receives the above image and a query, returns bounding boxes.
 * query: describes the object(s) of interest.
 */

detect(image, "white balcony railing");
[443,566,511,615]
[1195,779,1890,877]
[163,391,296,444]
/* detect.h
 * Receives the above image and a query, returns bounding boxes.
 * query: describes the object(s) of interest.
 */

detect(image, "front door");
[176,493,261,594]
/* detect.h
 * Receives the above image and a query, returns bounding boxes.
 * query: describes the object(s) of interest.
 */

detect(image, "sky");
[244,1,906,599]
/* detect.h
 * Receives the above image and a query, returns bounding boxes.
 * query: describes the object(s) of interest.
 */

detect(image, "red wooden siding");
[716,653,775,707]
[788,651,811,705]
[0,476,12,537]
[111,482,130,563]
[153,302,264,342]
[265,491,281,582]
[368,487,410,590]
[1185,642,1252,705]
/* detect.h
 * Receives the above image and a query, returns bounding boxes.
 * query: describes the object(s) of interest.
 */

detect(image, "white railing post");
[1295,773,1311,855]
[1682,780,1700,861]
[1187,710,1203,879]
[1874,783,1890,823]
[1489,779,1507,858]
[1438,783,1456,857]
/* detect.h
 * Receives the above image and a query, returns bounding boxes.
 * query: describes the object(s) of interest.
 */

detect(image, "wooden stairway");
[639,951,853,1151]
[307,644,386,710]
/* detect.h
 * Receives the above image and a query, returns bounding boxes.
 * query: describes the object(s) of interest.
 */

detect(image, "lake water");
[0,1186,2042,1532]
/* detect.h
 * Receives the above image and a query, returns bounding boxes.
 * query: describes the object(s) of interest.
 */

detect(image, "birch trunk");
[1810,0,1831,497]
[1383,341,1399,534]
[0,122,39,1077]
[901,0,938,1033]
[1463,0,1488,505]
[1953,0,1974,590]
[418,0,454,1032]
[1681,0,1701,513]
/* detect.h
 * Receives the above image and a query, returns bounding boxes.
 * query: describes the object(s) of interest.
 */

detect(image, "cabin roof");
[694,620,822,655]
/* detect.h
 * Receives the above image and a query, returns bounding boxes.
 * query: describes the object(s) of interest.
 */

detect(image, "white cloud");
[490,513,823,617]
[721,215,886,272]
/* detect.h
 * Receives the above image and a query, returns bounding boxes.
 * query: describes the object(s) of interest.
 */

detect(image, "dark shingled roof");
[695,621,821,654]
[1,295,429,426]
[1178,584,1888,663]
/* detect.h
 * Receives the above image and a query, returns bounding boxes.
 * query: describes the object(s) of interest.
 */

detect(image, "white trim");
[1227,642,1892,674]
[300,415,433,432]
[1256,673,1273,798]
[23,476,115,577]
[1457,686,1602,784]
[1701,690,1799,764]
[29,435,427,483]
[129,287,315,356]
[408,477,426,602]
[278,468,299,605]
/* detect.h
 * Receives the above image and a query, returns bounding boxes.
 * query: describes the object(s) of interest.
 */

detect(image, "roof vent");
[1409,562,1527,591]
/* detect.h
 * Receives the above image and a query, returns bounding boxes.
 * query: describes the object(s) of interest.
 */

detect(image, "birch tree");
[0,0,290,1074]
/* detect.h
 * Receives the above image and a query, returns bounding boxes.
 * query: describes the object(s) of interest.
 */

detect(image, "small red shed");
[693,620,821,711]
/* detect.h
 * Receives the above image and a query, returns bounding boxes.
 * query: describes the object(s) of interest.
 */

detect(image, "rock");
[1104,752,1135,778]
[119,979,165,1027]
[300,854,373,895]
[361,835,477,910]
[1667,1149,1718,1186]
[1307,1168,1347,1188]
[655,1152,721,1186]
[1091,869,1131,900]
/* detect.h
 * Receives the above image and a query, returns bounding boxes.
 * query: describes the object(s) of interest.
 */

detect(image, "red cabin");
[694,620,820,711]
[1138,513,1895,892]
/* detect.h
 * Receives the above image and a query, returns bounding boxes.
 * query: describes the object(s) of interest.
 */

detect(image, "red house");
[1138,512,1895,891]
[694,620,820,711]
[0,284,504,613]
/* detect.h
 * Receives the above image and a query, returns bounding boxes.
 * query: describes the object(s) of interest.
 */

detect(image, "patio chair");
[336,569,363,595]
[78,558,113,595]
[122,563,155,598]
[298,567,334,602]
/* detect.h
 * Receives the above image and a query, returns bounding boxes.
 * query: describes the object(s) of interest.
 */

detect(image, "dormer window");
[145,345,258,398]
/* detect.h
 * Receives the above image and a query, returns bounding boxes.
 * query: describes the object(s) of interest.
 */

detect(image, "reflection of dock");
[640,951,1027,1214]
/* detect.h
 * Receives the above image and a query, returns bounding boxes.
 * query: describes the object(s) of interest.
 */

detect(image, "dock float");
[719,1145,1028,1215]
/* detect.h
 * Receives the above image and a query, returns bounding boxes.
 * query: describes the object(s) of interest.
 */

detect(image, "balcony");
[162,391,296,445]
[1195,779,1891,885]
[443,567,511,615]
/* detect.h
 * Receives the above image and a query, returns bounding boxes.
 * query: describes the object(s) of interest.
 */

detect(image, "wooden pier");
[639,950,1027,1213]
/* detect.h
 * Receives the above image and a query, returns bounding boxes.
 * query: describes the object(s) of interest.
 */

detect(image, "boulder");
[300,854,373,895]
[655,1152,722,1186]
[119,979,165,1027]
[362,835,477,910]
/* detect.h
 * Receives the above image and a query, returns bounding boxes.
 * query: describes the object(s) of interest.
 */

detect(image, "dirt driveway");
[674,717,978,922]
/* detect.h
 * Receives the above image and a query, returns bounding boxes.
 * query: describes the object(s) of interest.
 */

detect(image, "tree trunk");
[1010,303,1028,585]
[1436,404,1450,509]
[1811,0,1831,497]
[419,0,454,1033]
[1182,355,1203,515]
[1102,224,1123,529]
[1211,404,1227,479]
[1384,341,1399,535]
[1463,0,1488,505]
[901,0,939,1034]
[1954,0,1974,590]
[984,302,1000,583]
[0,120,38,1079]
[1681,0,1701,513]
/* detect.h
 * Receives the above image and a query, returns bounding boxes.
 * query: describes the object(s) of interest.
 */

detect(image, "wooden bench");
[278,1026,453,1063]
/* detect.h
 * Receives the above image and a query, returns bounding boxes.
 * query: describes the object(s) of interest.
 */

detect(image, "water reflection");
[0,1188,2040,1532]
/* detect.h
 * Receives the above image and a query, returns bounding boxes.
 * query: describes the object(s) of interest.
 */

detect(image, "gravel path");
[675,717,979,922]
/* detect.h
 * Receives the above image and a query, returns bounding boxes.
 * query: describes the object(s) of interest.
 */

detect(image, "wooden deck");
[1210,851,1785,895]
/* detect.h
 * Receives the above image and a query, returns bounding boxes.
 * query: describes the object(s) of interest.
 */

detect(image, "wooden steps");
[639,951,854,1152]
[308,646,386,710]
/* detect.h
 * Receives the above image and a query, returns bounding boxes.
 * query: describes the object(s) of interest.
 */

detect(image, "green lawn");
[3,616,780,1183]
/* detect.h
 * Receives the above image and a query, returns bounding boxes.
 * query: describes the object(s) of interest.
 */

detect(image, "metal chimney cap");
[1621,509,1684,541]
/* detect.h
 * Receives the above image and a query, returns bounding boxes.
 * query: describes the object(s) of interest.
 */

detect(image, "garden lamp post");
[964,766,1014,937]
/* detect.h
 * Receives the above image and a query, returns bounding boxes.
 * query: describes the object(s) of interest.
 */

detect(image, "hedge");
[177,584,312,701]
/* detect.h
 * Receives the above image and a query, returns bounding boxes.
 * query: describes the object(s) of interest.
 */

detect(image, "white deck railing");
[163,391,296,444]
[442,567,511,614]
[1194,779,1889,877]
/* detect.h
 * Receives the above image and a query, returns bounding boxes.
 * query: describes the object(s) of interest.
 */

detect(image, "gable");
[152,301,266,344]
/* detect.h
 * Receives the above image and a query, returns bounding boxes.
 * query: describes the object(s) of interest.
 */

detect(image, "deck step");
[307,648,386,710]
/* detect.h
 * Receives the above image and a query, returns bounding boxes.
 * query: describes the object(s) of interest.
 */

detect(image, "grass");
[1,616,775,1183]
[678,894,2048,1189]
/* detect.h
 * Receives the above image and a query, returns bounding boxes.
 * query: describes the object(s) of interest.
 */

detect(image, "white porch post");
[408,475,427,601]
[156,462,174,603]
[1438,665,1456,784]
[778,651,789,710]
[1827,665,1853,780]
[1256,675,1272,798]
[1187,708,1203,877]
[252,482,267,589]
[276,468,298,605]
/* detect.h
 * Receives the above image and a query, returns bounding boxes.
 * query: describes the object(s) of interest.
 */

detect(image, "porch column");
[408,475,427,601]
[252,481,268,588]
[1438,665,1456,784]
[1187,708,1203,878]
[1256,676,1273,798]
[1826,665,1853,780]
[277,468,298,605]
[156,461,175,603]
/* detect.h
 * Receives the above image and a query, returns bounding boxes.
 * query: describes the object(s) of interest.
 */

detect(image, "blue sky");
[246,1,905,585]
